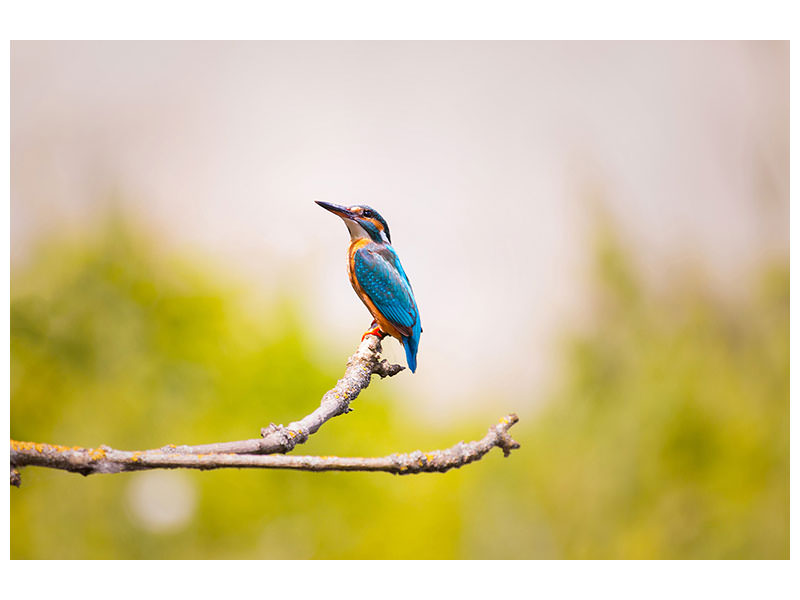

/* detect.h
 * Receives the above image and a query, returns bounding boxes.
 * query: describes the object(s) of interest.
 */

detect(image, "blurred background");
[10,41,788,559]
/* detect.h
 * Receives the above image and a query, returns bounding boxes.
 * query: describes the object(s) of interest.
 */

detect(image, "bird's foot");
[362,324,388,341]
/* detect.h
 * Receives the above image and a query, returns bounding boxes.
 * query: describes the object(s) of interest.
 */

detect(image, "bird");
[316,201,422,373]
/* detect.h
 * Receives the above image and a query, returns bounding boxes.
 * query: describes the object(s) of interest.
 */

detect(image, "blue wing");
[353,246,418,331]
[353,245,422,371]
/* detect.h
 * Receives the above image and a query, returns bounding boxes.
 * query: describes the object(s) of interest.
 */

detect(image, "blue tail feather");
[401,319,422,373]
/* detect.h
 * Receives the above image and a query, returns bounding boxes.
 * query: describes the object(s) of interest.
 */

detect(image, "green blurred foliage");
[460,230,788,559]
[11,219,788,559]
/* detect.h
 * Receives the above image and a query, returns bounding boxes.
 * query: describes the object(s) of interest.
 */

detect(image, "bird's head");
[315,201,392,244]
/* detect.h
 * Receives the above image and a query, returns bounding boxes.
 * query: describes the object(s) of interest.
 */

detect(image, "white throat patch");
[344,217,390,244]
[344,219,370,241]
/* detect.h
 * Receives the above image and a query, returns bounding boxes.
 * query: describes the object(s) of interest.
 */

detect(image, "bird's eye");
[363,209,373,218]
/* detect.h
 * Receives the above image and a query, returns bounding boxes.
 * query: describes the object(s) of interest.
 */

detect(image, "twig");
[9,415,519,478]
[156,334,403,455]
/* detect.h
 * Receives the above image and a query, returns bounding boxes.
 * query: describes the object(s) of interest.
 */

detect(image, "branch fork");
[10,335,520,485]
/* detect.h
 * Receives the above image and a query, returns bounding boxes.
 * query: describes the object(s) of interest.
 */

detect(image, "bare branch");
[10,415,520,477]
[155,334,403,455]
[10,333,521,485]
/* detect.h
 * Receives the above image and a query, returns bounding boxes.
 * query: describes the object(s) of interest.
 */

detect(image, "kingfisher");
[316,201,422,373]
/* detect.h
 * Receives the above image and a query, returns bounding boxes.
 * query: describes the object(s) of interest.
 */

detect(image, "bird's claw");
[361,324,388,341]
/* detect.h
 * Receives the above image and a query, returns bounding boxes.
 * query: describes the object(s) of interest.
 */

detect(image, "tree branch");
[10,334,521,485]
[168,334,404,455]
[10,415,519,479]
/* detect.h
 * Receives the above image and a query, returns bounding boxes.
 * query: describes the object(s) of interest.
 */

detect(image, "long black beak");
[315,200,356,220]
